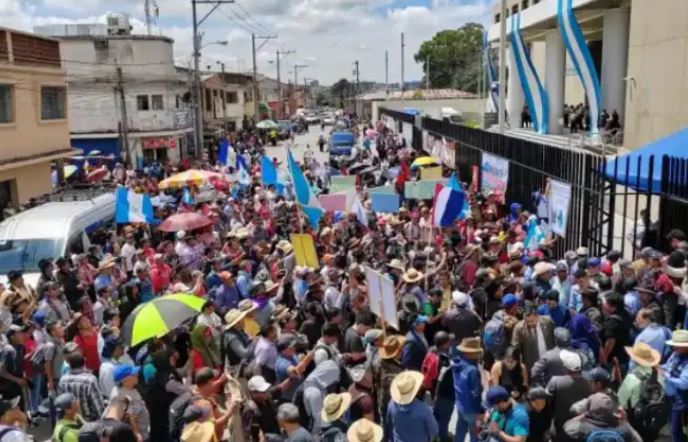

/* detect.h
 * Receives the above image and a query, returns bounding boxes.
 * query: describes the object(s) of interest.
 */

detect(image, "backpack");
[482,314,506,359]
[632,369,669,434]
[169,392,202,442]
[56,422,81,442]
[78,421,106,442]
[585,430,625,442]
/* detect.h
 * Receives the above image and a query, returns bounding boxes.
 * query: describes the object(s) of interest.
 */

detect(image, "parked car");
[322,114,335,125]
[277,120,292,139]
[305,114,321,124]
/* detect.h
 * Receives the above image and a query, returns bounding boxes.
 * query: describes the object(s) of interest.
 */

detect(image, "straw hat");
[390,371,424,405]
[224,309,249,329]
[386,259,405,271]
[235,227,250,239]
[181,420,215,442]
[402,268,424,284]
[378,335,406,360]
[667,329,688,347]
[624,342,661,368]
[347,419,384,442]
[457,337,483,355]
[320,393,352,423]
[533,262,556,277]
[275,240,293,254]
[98,255,117,271]
[237,299,257,314]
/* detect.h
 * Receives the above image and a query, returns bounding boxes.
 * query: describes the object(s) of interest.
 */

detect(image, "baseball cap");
[452,291,469,307]
[583,367,611,384]
[113,364,140,384]
[247,375,271,393]
[560,349,582,372]
[587,257,601,268]
[485,386,510,407]
[276,336,296,352]
[501,293,518,309]
[413,315,428,325]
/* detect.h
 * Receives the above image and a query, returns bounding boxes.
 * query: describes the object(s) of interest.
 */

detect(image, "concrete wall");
[0,162,52,205]
[0,64,70,159]
[372,98,485,122]
[623,0,688,149]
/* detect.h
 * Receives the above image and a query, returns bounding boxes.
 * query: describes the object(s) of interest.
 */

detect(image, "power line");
[220,5,270,36]
[231,1,273,35]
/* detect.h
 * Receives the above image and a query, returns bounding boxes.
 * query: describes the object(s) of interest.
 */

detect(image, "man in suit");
[512,302,555,371]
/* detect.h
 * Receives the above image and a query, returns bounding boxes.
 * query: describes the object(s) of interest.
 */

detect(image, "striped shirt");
[58,368,105,421]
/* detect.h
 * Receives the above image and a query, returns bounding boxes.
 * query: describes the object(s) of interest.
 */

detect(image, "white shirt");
[121,243,136,272]
[99,360,117,399]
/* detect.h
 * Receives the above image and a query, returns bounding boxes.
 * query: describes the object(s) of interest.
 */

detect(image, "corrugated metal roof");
[354,88,477,101]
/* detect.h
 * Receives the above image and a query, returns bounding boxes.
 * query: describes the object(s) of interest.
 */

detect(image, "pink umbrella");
[365,128,378,139]
[86,166,108,183]
[158,212,212,232]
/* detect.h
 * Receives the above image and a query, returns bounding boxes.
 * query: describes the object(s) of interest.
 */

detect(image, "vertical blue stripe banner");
[557,0,601,134]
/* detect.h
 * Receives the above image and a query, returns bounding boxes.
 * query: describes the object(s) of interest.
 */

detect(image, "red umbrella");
[158,212,212,232]
[86,166,108,183]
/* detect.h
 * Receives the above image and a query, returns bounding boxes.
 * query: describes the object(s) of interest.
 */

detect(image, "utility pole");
[116,67,131,167]
[276,49,294,118]
[401,32,405,93]
[425,56,430,91]
[192,0,233,158]
[218,61,227,132]
[251,32,277,124]
[293,64,307,110]
[498,0,507,133]
[354,60,360,96]
[385,50,389,96]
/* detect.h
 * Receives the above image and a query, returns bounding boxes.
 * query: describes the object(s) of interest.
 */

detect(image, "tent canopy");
[605,127,688,192]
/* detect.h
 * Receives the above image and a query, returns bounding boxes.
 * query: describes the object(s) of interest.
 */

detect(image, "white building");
[34,14,193,165]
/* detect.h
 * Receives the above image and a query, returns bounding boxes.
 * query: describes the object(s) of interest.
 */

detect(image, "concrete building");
[0,27,76,210]
[487,0,688,150]
[356,89,481,123]
[201,72,250,134]
[34,14,193,165]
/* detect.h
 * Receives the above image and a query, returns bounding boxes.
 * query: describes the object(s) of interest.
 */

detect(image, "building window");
[205,89,212,111]
[522,0,529,9]
[512,4,519,14]
[226,91,238,104]
[137,95,150,111]
[151,94,164,110]
[175,95,181,109]
[41,86,66,120]
[495,13,500,23]
[0,85,12,124]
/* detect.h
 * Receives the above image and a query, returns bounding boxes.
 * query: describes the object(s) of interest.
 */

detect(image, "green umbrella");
[256,119,279,130]
[121,294,206,347]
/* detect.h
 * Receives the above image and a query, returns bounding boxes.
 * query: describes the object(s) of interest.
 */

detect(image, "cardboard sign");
[371,193,400,213]
[405,179,447,199]
[548,180,572,237]
[290,234,319,269]
[330,176,356,193]
[318,194,348,212]
[481,153,509,196]
[421,166,443,180]
[368,185,397,195]
[364,267,399,330]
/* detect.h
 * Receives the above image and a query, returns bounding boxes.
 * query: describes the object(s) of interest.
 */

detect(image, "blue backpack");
[482,314,506,359]
[585,430,625,442]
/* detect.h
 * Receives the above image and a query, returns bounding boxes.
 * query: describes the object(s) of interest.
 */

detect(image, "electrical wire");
[231,1,274,36]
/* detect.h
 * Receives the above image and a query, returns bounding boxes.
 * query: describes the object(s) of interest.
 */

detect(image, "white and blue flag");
[237,154,250,186]
[286,147,323,229]
[524,215,545,250]
[115,187,157,224]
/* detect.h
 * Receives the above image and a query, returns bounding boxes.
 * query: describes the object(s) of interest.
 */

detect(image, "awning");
[605,127,688,192]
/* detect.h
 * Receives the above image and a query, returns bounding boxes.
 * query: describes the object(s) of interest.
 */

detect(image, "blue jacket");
[385,398,438,442]
[402,330,428,371]
[452,354,484,415]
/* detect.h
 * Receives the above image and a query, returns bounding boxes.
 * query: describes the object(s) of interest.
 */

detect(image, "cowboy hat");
[275,240,293,254]
[181,420,215,442]
[237,299,257,315]
[98,255,117,271]
[624,342,661,368]
[402,268,424,284]
[533,262,556,277]
[347,419,384,442]
[457,337,483,355]
[386,259,405,271]
[224,309,249,329]
[666,251,687,279]
[320,393,352,423]
[390,371,424,405]
[378,335,406,360]
[667,329,688,347]
[235,227,250,240]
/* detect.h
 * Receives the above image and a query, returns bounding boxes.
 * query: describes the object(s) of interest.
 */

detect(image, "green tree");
[329,78,351,108]
[414,23,484,93]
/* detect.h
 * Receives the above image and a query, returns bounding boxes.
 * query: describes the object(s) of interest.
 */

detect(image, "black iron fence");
[379,109,688,257]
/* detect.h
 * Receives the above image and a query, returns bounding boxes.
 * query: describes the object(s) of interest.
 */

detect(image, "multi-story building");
[0,27,76,211]
[201,72,251,135]
[486,0,688,149]
[34,14,193,165]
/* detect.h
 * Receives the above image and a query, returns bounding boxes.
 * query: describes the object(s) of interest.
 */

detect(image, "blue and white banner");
[217,140,236,168]
[557,0,601,134]
[510,13,549,134]
[115,187,156,224]
[287,147,324,229]
[548,179,572,237]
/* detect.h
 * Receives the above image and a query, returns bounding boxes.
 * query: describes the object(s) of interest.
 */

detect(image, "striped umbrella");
[121,294,206,347]
[158,169,229,190]
[157,212,212,232]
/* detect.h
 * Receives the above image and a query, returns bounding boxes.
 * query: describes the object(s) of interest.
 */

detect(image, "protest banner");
[371,193,400,213]
[405,179,447,199]
[368,185,397,195]
[548,179,572,237]
[290,234,319,269]
[330,176,356,193]
[318,194,348,212]
[481,153,509,197]
[364,267,399,330]
[421,166,443,180]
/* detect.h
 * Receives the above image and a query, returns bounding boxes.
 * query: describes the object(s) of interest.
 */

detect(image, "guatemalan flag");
[237,154,250,186]
[115,187,157,224]
[449,172,471,219]
[432,183,465,227]
[260,155,285,193]
[286,147,323,229]
[218,140,236,168]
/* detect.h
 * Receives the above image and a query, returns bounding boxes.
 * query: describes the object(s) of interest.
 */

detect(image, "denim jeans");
[455,410,479,442]
[29,374,43,414]
[434,397,454,441]
[671,409,686,442]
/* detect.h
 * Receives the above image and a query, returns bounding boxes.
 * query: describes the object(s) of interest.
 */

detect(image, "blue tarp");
[402,108,420,116]
[605,127,688,192]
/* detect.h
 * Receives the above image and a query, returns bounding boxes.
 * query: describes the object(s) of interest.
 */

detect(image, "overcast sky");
[2,0,492,85]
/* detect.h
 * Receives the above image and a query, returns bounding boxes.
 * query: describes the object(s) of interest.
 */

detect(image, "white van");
[0,193,115,287]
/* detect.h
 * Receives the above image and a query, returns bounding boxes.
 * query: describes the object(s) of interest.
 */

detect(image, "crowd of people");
[0,117,686,442]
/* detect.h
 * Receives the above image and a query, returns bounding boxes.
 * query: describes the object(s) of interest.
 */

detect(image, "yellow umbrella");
[411,156,438,169]
[158,169,229,190]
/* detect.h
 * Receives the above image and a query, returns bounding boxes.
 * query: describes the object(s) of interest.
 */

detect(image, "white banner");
[481,152,509,196]
[364,267,399,330]
[548,179,572,237]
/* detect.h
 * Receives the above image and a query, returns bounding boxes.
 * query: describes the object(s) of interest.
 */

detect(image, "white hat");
[560,349,582,372]
[247,375,271,393]
[452,291,469,307]
[176,230,186,240]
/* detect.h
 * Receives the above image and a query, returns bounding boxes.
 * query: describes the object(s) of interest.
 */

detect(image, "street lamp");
[201,40,228,49]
